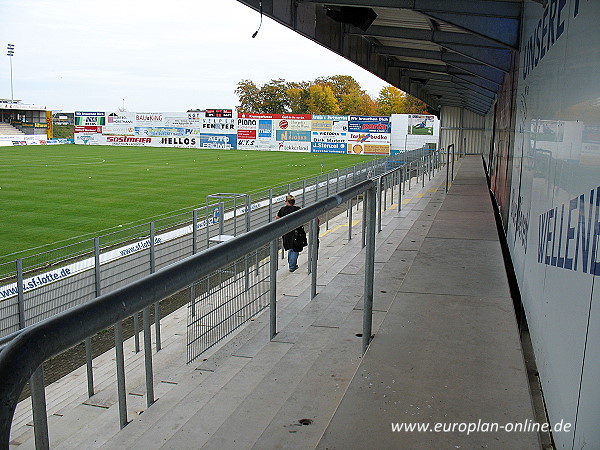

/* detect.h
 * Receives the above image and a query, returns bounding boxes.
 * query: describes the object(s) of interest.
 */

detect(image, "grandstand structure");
[0,99,49,145]
[1,0,600,448]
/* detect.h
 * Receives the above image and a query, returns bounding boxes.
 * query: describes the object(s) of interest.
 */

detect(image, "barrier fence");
[0,145,454,448]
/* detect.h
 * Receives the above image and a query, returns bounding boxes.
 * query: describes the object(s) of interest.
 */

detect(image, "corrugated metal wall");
[439,106,489,154]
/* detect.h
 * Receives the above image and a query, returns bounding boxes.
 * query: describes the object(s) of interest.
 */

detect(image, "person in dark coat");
[276,194,303,272]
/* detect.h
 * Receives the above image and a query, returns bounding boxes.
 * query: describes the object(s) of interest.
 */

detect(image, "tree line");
[235,75,428,116]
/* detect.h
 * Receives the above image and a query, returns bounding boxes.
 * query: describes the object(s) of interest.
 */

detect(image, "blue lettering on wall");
[523,0,572,80]
[537,186,600,275]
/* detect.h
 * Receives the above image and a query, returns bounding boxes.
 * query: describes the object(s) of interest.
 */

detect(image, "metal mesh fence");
[0,155,408,345]
[186,244,270,362]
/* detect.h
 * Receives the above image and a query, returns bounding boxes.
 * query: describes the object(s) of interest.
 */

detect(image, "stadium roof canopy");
[236,0,524,115]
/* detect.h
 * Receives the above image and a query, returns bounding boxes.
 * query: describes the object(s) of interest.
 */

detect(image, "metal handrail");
[0,179,375,447]
[445,143,455,193]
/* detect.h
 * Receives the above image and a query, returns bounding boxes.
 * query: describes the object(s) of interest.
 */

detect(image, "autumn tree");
[403,93,429,114]
[376,86,405,115]
[235,75,428,116]
[307,84,339,115]
[234,79,261,113]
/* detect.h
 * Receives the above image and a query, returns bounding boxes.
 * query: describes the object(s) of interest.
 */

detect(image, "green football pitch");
[0,145,375,262]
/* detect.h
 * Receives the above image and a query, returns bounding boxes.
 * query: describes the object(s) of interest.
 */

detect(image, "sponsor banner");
[348,132,389,143]
[201,117,235,134]
[106,136,154,145]
[135,126,188,137]
[103,125,135,136]
[277,141,310,152]
[74,133,106,145]
[157,136,198,148]
[107,112,135,125]
[238,129,256,139]
[46,111,53,139]
[75,111,106,126]
[238,113,276,120]
[74,125,102,134]
[275,130,311,142]
[237,138,256,149]
[312,115,349,133]
[277,118,311,131]
[349,116,391,133]
[200,134,236,149]
[0,135,48,142]
[311,131,346,143]
[407,114,435,135]
[311,142,347,153]
[134,112,165,127]
[348,142,390,155]
[258,120,273,138]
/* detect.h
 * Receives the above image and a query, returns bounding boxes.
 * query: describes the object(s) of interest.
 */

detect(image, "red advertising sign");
[238,129,257,139]
[74,126,102,134]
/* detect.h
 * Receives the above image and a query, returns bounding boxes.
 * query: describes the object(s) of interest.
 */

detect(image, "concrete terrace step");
[9,166,445,449]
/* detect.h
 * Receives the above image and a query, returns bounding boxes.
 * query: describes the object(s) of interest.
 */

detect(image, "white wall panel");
[506,1,600,448]
[440,106,487,154]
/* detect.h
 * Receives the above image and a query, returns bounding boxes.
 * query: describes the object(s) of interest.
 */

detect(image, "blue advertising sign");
[311,142,347,153]
[348,116,391,133]
[200,134,236,149]
[258,120,273,138]
[276,130,311,142]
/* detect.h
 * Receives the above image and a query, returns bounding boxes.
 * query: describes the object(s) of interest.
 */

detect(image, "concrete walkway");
[10,156,538,449]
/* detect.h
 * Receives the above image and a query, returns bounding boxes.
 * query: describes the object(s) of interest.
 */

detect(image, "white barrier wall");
[498,1,600,448]
[73,111,439,155]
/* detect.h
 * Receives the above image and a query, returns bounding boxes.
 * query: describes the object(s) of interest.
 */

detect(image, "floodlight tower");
[6,44,15,102]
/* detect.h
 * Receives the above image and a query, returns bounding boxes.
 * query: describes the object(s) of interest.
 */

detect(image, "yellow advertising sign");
[46,111,53,138]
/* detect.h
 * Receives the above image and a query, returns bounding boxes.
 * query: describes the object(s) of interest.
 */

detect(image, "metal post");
[114,320,128,428]
[363,186,376,354]
[191,209,198,317]
[133,311,140,353]
[446,146,451,193]
[30,366,49,450]
[268,189,273,222]
[205,205,210,249]
[390,172,394,207]
[315,176,319,201]
[383,176,387,211]
[245,195,251,232]
[16,259,25,329]
[269,239,278,340]
[398,169,402,212]
[219,202,224,236]
[302,180,306,207]
[362,194,367,248]
[348,197,353,241]
[310,218,318,299]
[150,222,161,352]
[376,177,382,233]
[422,152,426,188]
[142,306,155,408]
[451,144,455,181]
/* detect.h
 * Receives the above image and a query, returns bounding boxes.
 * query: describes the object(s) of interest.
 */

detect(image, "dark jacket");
[278,205,303,250]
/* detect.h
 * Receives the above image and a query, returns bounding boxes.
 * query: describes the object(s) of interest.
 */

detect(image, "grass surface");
[0,144,374,262]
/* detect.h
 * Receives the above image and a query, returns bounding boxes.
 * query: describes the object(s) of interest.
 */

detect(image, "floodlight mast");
[6,44,14,102]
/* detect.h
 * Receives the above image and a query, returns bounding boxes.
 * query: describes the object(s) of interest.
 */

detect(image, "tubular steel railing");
[0,179,377,448]
[0,147,445,448]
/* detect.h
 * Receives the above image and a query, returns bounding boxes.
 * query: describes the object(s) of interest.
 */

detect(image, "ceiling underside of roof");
[236,0,523,116]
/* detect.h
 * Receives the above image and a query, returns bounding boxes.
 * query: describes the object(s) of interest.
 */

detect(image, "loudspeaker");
[326,7,377,32]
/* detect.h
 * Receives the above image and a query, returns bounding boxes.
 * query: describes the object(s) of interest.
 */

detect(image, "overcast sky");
[0,0,390,113]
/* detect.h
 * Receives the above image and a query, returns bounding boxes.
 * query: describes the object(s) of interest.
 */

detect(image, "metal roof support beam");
[375,45,509,74]
[300,0,521,19]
